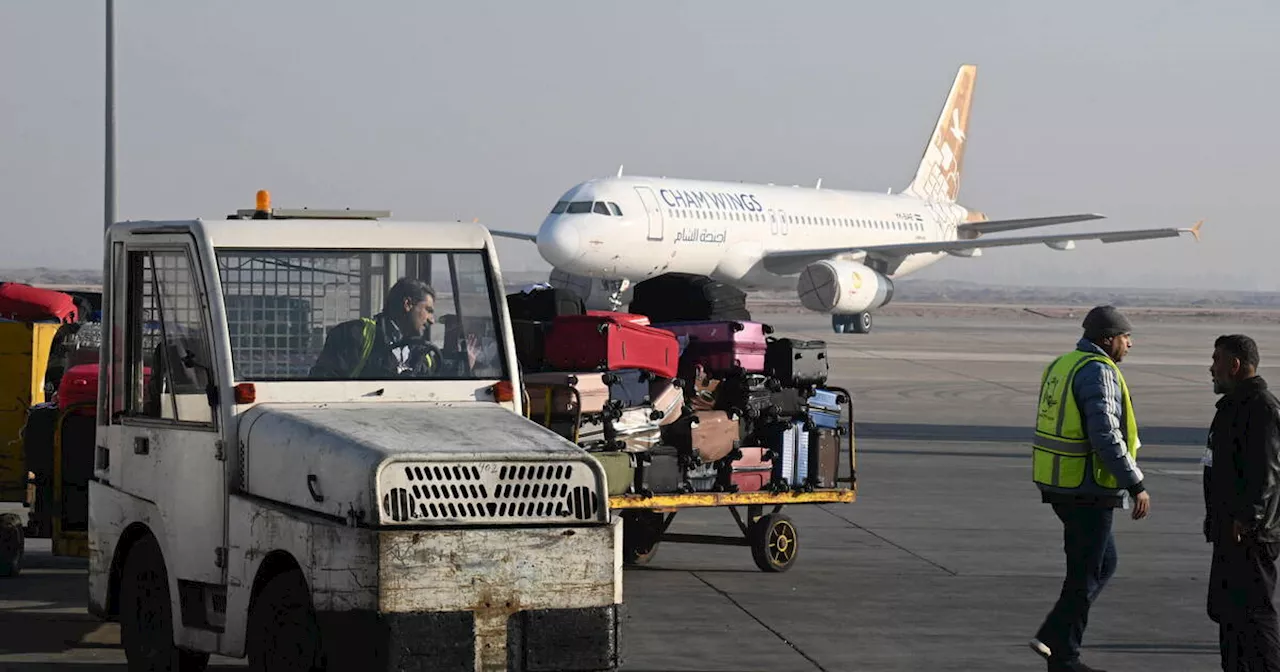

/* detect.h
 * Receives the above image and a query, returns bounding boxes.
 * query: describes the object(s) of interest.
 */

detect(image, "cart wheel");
[622,511,664,565]
[749,513,798,573]
[0,513,24,578]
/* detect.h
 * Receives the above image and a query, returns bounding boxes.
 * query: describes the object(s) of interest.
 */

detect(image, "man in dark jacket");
[1030,305,1151,672]
[309,278,477,379]
[1206,333,1280,670]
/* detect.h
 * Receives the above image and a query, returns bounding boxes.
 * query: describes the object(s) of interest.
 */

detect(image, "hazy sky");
[2,1,1277,290]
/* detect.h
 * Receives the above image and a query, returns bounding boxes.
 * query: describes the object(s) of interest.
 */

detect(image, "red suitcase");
[545,314,680,378]
[57,363,151,414]
[655,320,772,375]
[587,310,650,326]
[0,283,79,323]
[729,446,772,493]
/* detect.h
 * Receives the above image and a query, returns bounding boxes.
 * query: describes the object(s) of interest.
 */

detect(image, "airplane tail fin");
[903,64,976,203]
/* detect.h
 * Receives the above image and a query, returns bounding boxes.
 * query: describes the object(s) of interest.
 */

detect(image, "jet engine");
[796,260,895,314]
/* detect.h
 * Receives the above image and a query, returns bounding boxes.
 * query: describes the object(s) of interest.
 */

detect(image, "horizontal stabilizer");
[957,213,1104,236]
[490,230,537,242]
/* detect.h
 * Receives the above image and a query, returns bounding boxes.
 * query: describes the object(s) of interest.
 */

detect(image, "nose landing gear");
[603,278,630,311]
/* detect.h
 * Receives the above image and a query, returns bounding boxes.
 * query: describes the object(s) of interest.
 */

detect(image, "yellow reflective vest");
[1033,349,1140,491]
[350,317,435,377]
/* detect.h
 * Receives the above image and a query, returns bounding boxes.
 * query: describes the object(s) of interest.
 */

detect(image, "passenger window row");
[662,208,925,232]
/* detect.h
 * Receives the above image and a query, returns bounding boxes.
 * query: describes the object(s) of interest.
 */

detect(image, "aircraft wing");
[489,230,538,242]
[956,213,1104,236]
[760,221,1203,276]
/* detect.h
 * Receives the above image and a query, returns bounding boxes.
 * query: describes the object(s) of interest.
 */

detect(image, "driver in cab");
[309,278,479,379]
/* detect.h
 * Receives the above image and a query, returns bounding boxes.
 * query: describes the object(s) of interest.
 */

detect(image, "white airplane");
[491,64,1203,333]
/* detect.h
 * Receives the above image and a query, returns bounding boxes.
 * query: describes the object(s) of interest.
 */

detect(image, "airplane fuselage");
[536,175,969,291]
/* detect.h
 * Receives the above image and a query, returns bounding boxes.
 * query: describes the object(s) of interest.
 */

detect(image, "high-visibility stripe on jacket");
[350,318,434,377]
[1033,350,1140,491]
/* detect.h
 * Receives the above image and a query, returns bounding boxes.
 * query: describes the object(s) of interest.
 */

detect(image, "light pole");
[104,0,115,232]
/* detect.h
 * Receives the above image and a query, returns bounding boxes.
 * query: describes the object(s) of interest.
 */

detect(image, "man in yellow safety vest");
[308,277,478,379]
[1028,305,1151,672]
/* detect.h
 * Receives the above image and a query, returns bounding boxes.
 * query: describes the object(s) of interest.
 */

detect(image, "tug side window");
[122,248,216,427]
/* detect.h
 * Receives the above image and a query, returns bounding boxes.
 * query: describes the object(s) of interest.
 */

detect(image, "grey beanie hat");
[1082,305,1132,339]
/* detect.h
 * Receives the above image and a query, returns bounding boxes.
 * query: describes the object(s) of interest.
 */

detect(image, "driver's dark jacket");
[310,313,462,379]
[1204,375,1280,543]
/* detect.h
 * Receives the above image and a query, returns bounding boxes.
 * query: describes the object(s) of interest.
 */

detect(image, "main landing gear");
[832,312,872,334]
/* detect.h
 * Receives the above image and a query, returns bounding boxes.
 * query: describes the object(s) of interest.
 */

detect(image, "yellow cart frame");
[51,401,94,558]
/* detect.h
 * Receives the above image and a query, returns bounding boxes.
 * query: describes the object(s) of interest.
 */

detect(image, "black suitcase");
[765,337,829,388]
[629,273,751,323]
[511,320,549,371]
[633,448,690,494]
[633,446,720,494]
[506,287,585,321]
[712,373,777,422]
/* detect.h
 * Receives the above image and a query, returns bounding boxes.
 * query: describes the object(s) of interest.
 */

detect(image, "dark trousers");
[1209,530,1280,671]
[1036,504,1117,665]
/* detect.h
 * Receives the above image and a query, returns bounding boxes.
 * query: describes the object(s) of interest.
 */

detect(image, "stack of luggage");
[505,273,850,497]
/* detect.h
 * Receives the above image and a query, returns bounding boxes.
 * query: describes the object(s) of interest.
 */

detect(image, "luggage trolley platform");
[606,451,855,574]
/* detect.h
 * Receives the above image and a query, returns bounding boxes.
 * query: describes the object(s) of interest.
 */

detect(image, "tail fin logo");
[905,65,977,204]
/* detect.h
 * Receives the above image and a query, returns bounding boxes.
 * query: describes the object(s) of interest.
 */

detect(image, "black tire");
[749,513,799,573]
[849,312,872,334]
[247,568,324,672]
[119,535,211,671]
[0,513,24,578]
[622,511,664,566]
[831,315,847,334]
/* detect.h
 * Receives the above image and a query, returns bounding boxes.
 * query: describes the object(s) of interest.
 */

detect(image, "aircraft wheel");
[831,315,847,334]
[851,312,873,334]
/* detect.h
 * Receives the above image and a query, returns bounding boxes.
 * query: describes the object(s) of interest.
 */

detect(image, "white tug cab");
[85,192,622,671]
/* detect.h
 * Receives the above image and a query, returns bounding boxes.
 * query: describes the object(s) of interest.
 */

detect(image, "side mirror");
[182,349,220,409]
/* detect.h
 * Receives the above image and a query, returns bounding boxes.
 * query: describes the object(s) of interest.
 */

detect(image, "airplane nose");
[537,218,582,267]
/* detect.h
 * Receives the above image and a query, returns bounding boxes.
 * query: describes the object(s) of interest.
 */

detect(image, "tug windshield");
[214,249,508,382]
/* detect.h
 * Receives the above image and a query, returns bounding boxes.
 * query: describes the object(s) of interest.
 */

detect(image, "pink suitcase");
[729,447,772,493]
[655,320,772,376]
[523,372,610,419]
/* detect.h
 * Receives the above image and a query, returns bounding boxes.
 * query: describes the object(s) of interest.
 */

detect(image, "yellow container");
[0,321,59,504]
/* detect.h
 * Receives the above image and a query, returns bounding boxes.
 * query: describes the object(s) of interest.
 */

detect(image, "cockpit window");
[607,202,623,216]
[593,201,611,215]
[550,201,568,214]
[566,201,593,214]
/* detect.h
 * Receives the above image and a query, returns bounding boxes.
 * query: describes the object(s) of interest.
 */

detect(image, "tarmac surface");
[2,310,1272,671]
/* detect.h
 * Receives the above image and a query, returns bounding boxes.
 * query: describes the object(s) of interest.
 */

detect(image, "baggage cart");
[521,378,857,573]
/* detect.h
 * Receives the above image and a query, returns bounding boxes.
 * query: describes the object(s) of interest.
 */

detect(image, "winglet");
[1182,219,1204,242]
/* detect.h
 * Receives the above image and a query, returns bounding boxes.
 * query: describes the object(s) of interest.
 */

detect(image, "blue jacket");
[1038,338,1146,507]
